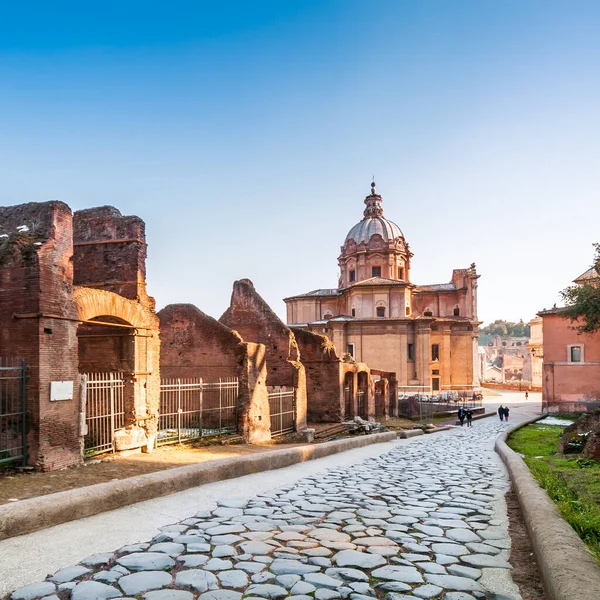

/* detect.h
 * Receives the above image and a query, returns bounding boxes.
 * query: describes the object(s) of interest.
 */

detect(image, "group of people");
[457,407,474,427]
[498,405,510,421]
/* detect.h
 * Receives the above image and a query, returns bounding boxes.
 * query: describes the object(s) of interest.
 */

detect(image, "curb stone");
[495,415,600,600]
[0,432,396,541]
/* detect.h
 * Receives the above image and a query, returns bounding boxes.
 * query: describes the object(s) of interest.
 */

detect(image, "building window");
[432,377,440,391]
[372,266,381,277]
[323,313,332,320]
[376,307,385,318]
[398,267,404,280]
[432,369,440,375]
[431,325,438,331]
[347,343,355,358]
[351,308,356,317]
[424,310,433,317]
[431,344,440,361]
[569,345,583,363]
[405,306,410,316]
[349,270,356,282]
[453,307,460,316]
[407,343,414,361]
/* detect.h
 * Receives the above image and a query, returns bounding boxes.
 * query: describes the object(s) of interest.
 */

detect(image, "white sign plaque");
[50,381,74,401]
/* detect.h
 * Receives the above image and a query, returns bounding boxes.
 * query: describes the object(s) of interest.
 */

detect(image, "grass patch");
[508,422,600,563]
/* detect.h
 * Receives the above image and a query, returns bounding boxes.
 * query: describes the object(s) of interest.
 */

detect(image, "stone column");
[415,323,431,391]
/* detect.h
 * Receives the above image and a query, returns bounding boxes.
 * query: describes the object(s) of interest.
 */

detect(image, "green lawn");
[508,423,600,563]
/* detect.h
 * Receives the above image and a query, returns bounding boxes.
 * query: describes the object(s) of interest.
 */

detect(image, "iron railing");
[83,372,126,457]
[268,388,295,436]
[0,358,27,466]
[397,392,483,420]
[157,378,238,446]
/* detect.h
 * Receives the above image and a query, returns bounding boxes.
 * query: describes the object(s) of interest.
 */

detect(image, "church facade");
[284,183,481,394]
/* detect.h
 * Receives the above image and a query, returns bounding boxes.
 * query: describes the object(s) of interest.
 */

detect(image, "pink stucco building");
[540,266,600,413]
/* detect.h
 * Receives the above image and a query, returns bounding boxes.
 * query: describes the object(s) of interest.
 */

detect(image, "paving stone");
[371,566,424,583]
[50,566,91,583]
[119,572,172,595]
[213,545,238,557]
[325,568,369,582]
[303,573,344,589]
[143,591,194,600]
[187,543,211,553]
[290,581,317,595]
[332,550,386,569]
[413,584,443,598]
[382,594,414,600]
[435,553,459,565]
[315,590,342,600]
[117,552,175,571]
[415,562,446,574]
[217,570,249,589]
[375,582,412,593]
[447,565,482,580]
[245,584,289,598]
[148,542,185,556]
[252,573,277,584]
[178,554,209,567]
[11,582,57,600]
[445,529,481,543]
[460,554,512,569]
[197,591,242,600]
[424,574,484,592]
[270,559,321,575]
[175,569,219,592]
[239,541,276,555]
[444,594,477,600]
[465,542,501,555]
[81,553,115,567]
[274,575,301,589]
[70,581,121,600]
[203,558,234,571]
[234,561,266,574]
[353,537,397,547]
[430,543,470,556]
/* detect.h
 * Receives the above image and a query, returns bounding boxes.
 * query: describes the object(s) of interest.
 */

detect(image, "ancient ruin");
[0,201,160,470]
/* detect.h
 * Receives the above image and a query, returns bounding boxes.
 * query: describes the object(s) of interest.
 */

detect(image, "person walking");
[525,391,529,401]
[458,407,465,426]
[504,406,510,422]
[498,405,505,421]
[466,409,473,427]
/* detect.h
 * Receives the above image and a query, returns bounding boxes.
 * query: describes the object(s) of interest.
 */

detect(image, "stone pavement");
[5,420,523,600]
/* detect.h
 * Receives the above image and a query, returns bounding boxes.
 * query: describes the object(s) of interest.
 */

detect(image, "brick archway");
[73,286,160,453]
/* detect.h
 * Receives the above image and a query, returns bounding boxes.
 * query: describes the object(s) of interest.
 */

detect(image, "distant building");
[284,182,480,394]
[539,268,600,412]
[524,317,543,389]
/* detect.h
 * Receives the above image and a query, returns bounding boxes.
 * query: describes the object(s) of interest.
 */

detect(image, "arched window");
[453,307,460,316]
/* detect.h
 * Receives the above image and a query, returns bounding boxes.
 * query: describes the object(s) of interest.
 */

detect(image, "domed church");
[284,183,480,393]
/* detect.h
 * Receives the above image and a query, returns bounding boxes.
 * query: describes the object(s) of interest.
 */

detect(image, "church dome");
[345,216,403,245]
[344,182,404,245]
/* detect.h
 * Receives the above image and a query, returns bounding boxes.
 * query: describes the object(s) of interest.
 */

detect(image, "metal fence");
[374,388,385,418]
[397,391,483,421]
[268,389,295,436]
[158,378,238,446]
[84,372,126,457]
[0,358,27,466]
[356,389,367,420]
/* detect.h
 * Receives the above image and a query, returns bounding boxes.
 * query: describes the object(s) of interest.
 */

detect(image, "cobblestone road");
[6,421,520,600]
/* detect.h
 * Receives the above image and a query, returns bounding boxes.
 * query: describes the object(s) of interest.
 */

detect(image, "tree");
[480,319,531,338]
[561,243,600,335]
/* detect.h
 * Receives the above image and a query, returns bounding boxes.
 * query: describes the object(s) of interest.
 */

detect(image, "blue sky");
[1,1,599,325]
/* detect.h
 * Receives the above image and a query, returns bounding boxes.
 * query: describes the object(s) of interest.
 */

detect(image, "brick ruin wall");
[220,279,307,430]
[219,279,300,388]
[0,202,81,470]
[159,304,270,441]
[73,206,149,302]
[290,327,344,422]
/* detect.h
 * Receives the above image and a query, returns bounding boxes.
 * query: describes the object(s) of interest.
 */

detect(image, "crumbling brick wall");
[220,279,307,430]
[73,206,149,303]
[159,304,270,441]
[290,327,344,423]
[0,201,81,471]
